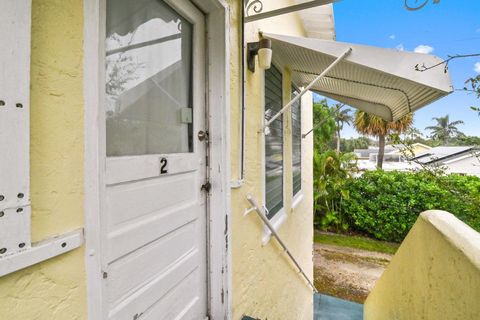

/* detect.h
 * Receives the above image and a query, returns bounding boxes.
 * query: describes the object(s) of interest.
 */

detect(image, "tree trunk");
[377,134,386,169]
[336,129,341,154]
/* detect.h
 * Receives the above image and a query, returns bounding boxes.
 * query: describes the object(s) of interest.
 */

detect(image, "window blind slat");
[292,86,302,197]
[265,65,283,218]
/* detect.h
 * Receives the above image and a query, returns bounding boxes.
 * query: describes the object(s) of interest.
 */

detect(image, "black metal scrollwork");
[404,0,440,11]
[245,0,264,17]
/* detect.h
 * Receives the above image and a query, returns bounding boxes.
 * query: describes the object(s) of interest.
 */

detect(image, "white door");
[103,0,208,319]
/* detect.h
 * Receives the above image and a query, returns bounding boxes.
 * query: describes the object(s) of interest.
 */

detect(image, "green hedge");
[340,171,480,242]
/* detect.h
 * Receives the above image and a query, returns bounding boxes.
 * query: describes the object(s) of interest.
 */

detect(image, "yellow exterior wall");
[0,1,87,319]
[228,1,315,319]
[0,1,314,319]
[365,211,480,320]
[400,143,431,157]
[410,143,431,155]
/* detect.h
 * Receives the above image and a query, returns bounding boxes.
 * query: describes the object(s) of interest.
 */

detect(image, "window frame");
[104,1,195,157]
[291,84,303,208]
[262,64,287,244]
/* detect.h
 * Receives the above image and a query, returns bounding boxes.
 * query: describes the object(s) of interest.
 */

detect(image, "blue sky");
[315,0,480,138]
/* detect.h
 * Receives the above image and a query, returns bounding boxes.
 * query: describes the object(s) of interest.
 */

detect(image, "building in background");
[413,146,480,176]
[355,143,431,172]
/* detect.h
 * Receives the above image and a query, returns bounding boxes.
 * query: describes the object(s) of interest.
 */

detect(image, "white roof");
[414,146,475,164]
[357,160,420,172]
[263,33,453,121]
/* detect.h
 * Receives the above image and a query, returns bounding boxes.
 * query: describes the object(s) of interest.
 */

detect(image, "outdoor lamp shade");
[258,48,272,70]
[247,38,272,72]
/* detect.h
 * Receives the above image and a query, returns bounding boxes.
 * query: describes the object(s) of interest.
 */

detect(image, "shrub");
[313,150,357,231]
[340,171,480,242]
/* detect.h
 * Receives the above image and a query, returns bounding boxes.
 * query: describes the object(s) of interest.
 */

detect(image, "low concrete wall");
[365,210,480,320]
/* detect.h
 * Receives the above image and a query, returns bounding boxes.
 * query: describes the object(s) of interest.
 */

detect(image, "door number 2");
[160,158,168,174]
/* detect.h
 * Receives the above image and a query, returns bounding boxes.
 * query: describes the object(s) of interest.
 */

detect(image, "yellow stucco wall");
[365,211,480,320]
[0,1,87,319]
[1,1,314,319]
[228,1,315,319]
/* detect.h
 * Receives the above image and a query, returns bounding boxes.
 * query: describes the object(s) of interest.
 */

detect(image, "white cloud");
[414,45,434,54]
[395,44,405,51]
[389,34,396,40]
[475,62,480,73]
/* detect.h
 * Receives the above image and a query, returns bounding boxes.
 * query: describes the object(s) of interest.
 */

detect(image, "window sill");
[291,193,304,211]
[262,208,287,245]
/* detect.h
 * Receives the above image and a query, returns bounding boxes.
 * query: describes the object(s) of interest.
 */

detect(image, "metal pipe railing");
[246,193,318,293]
[260,47,352,133]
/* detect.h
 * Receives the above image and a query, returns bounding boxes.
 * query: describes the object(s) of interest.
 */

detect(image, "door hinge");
[201,181,212,192]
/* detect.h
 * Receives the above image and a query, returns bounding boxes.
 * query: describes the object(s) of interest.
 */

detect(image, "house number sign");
[160,158,168,174]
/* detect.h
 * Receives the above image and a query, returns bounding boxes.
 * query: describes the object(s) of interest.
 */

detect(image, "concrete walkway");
[314,243,392,303]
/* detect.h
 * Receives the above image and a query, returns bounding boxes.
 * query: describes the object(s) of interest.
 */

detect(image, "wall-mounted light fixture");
[247,38,272,73]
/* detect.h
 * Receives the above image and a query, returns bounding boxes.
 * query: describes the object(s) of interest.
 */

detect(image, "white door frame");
[83,0,231,319]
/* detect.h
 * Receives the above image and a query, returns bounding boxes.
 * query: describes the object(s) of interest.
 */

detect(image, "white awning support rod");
[245,0,339,23]
[260,47,352,133]
[246,194,318,293]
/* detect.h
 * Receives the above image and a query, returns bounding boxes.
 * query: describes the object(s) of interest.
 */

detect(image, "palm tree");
[402,127,424,142]
[425,115,464,145]
[354,111,413,169]
[332,104,353,153]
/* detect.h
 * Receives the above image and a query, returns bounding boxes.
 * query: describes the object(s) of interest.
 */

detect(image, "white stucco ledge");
[262,210,287,246]
[365,210,480,319]
[0,229,84,277]
[421,210,480,269]
[291,193,304,212]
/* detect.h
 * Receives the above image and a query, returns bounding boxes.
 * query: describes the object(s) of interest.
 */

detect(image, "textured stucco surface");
[229,1,315,319]
[0,0,87,319]
[365,211,480,320]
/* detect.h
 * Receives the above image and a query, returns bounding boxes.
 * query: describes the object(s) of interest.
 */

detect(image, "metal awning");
[263,33,453,121]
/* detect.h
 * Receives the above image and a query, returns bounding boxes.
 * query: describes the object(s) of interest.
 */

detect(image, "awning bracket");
[302,118,328,139]
[244,0,339,23]
[260,47,352,134]
[246,194,318,293]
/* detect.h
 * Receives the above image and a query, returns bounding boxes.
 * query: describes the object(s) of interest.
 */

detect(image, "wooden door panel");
[105,202,197,263]
[107,223,196,305]
[103,0,207,318]
[107,250,200,320]
[106,173,198,229]
[142,272,202,320]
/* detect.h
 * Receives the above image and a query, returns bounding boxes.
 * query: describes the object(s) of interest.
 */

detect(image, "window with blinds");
[264,65,283,219]
[291,86,302,196]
